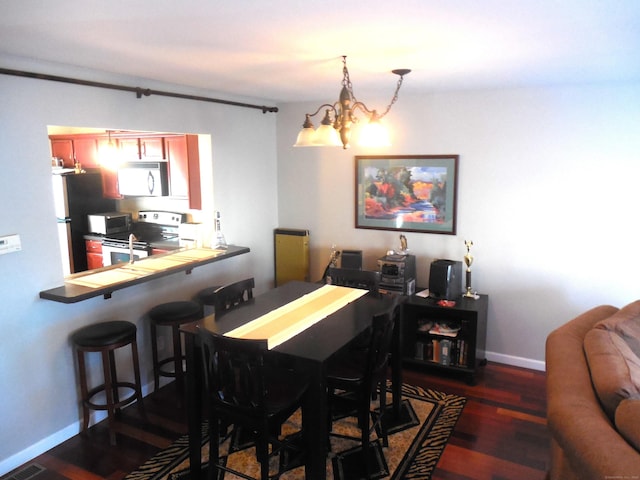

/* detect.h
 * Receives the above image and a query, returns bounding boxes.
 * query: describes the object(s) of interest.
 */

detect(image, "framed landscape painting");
[355,154,459,234]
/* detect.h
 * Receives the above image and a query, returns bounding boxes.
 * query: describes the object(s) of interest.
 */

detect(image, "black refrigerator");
[52,171,116,274]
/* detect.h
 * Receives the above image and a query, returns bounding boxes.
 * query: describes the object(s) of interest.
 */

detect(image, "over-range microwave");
[87,212,132,235]
[117,161,169,197]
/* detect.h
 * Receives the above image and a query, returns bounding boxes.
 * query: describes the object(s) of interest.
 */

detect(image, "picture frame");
[355,154,459,235]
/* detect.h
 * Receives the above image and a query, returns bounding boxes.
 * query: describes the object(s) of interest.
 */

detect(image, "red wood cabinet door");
[96,139,122,199]
[86,252,104,270]
[73,137,100,168]
[140,137,165,159]
[85,240,104,270]
[165,136,189,198]
[50,139,74,167]
[165,135,201,209]
[119,138,141,160]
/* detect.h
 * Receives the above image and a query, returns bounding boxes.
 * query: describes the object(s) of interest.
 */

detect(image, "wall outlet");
[0,234,21,255]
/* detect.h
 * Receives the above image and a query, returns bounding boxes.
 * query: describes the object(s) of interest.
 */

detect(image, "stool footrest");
[85,382,140,411]
[157,356,186,378]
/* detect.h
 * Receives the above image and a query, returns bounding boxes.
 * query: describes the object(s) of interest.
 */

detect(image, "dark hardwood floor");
[2,361,549,480]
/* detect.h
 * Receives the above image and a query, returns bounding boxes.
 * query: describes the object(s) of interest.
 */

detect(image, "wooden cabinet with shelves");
[402,294,488,384]
[85,239,104,270]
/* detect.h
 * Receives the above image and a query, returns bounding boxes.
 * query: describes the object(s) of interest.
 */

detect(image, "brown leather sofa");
[546,301,640,480]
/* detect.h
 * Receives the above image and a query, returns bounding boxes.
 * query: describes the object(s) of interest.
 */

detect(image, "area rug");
[125,383,465,480]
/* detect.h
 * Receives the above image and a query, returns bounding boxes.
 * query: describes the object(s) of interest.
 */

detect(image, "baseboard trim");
[486,351,546,371]
[0,382,154,476]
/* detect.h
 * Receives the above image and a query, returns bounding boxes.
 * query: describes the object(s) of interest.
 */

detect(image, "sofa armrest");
[546,305,640,479]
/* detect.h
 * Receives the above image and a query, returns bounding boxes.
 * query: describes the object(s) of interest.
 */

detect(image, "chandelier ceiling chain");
[293,56,411,149]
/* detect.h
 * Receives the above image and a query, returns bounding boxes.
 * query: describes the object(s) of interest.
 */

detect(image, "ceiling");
[1,0,639,104]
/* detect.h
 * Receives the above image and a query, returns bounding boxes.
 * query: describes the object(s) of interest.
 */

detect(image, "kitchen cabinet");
[50,131,199,205]
[50,135,100,168]
[165,134,201,209]
[118,136,165,161]
[140,136,164,159]
[50,139,74,167]
[96,138,122,199]
[85,239,104,270]
[118,138,141,160]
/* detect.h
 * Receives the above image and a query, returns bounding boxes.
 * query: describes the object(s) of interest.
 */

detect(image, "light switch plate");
[0,234,21,255]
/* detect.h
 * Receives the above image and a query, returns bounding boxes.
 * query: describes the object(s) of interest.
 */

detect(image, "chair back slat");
[200,329,268,417]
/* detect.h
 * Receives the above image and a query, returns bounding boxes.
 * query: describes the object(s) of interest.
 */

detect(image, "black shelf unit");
[402,294,488,384]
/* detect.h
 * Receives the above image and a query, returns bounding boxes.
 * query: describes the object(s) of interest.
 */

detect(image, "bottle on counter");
[213,211,227,248]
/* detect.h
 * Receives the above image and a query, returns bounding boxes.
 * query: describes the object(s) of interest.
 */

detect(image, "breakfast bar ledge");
[39,245,250,303]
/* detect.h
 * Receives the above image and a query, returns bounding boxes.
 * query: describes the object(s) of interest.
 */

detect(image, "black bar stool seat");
[71,320,144,445]
[148,300,203,396]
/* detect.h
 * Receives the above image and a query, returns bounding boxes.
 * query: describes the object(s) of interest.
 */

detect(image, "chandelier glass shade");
[294,56,410,149]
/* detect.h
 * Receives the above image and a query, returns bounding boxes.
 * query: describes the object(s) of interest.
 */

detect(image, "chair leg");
[150,322,160,392]
[208,413,220,480]
[257,435,270,480]
[101,350,117,446]
[108,350,120,410]
[358,395,371,478]
[379,380,388,447]
[130,340,146,419]
[171,325,183,387]
[76,349,90,432]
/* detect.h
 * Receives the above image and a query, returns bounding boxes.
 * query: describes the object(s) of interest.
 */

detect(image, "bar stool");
[148,300,203,396]
[71,320,145,445]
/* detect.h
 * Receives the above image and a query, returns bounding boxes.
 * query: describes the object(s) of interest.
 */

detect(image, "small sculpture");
[399,234,408,253]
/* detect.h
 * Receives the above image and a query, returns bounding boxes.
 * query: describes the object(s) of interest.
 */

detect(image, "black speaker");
[429,259,462,300]
[341,249,363,270]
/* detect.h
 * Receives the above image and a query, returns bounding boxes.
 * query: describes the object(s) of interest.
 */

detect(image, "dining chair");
[199,328,309,480]
[325,296,399,478]
[198,277,255,318]
[327,267,381,296]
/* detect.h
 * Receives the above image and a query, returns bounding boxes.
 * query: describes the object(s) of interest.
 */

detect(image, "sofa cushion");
[616,398,640,453]
[584,302,640,419]
[594,300,640,356]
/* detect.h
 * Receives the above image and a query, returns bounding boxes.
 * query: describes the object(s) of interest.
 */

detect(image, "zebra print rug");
[125,383,465,480]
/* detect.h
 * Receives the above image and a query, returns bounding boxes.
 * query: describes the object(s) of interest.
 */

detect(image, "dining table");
[181,280,400,480]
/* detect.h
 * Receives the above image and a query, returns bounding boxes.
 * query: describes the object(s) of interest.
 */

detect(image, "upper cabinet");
[50,136,100,168]
[49,132,201,208]
[165,134,202,210]
[118,135,165,161]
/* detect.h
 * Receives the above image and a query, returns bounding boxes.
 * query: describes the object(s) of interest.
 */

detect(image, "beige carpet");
[125,382,465,480]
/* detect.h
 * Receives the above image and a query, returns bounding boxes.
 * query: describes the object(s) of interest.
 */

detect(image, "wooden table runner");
[225,285,368,349]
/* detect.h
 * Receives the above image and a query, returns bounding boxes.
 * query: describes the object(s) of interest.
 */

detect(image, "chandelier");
[294,56,410,149]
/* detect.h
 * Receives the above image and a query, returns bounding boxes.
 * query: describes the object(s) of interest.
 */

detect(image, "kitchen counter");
[40,245,250,303]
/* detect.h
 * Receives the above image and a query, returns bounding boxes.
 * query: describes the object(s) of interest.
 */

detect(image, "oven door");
[102,241,150,266]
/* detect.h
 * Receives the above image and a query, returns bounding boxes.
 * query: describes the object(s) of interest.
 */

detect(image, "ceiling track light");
[294,56,410,149]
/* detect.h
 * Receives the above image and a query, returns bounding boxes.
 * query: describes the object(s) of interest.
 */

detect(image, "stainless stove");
[101,210,186,266]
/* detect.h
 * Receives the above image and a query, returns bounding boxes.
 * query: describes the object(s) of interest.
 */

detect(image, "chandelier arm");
[351,101,374,116]
[306,103,338,118]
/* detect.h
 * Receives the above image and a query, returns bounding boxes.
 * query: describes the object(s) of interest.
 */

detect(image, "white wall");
[0,57,278,474]
[276,82,640,369]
